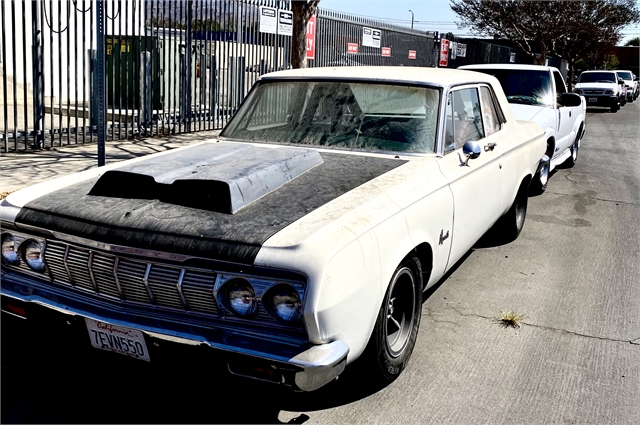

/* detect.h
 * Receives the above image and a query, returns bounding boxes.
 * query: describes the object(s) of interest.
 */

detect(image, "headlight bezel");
[262,283,304,323]
[1,233,21,266]
[19,238,47,272]
[214,273,306,325]
[219,277,259,318]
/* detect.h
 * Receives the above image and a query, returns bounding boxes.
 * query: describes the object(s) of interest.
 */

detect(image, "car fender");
[256,159,453,362]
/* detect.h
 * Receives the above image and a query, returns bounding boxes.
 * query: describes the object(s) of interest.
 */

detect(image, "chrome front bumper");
[1,271,348,392]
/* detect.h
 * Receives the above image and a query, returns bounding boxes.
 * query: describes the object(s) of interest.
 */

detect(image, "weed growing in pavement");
[497,310,525,329]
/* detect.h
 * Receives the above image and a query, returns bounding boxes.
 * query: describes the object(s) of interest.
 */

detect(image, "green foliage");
[450,0,640,68]
[624,37,640,46]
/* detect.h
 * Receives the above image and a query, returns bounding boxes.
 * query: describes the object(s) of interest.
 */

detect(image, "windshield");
[578,72,617,83]
[469,69,553,106]
[221,81,441,154]
[616,71,632,80]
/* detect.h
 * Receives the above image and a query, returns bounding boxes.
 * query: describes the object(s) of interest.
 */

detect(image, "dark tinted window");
[470,69,553,106]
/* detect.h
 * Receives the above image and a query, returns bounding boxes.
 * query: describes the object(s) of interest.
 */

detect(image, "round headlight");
[1,233,20,266]
[266,285,302,323]
[20,239,46,272]
[224,279,257,317]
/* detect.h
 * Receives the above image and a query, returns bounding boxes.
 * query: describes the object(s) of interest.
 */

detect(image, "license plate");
[588,97,598,103]
[85,318,150,361]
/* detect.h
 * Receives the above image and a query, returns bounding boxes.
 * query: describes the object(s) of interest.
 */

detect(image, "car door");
[438,85,503,270]
[553,70,575,156]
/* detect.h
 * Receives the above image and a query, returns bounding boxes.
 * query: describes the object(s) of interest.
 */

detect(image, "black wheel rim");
[384,267,416,358]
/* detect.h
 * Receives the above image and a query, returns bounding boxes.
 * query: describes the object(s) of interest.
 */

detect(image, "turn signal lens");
[1,233,20,266]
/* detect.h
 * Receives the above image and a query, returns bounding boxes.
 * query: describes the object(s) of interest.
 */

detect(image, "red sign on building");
[348,43,358,54]
[306,15,317,60]
[439,39,449,67]
[382,47,391,57]
[408,50,417,60]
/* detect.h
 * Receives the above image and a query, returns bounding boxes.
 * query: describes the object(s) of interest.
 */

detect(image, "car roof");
[259,66,501,88]
[459,63,560,73]
[580,69,616,73]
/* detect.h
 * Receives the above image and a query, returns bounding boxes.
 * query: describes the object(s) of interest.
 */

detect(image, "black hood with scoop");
[15,142,406,265]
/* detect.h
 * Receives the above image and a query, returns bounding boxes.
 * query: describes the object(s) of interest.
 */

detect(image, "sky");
[320,0,640,44]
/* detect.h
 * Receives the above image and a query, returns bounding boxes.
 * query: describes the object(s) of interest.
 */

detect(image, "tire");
[610,105,619,113]
[530,157,549,196]
[564,135,579,168]
[492,182,528,243]
[362,256,423,383]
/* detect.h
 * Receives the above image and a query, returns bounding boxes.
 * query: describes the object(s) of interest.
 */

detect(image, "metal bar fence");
[1,0,449,153]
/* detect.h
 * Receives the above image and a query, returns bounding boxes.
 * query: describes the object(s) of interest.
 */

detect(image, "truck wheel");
[492,182,528,243]
[530,157,549,196]
[362,256,422,383]
[564,134,580,168]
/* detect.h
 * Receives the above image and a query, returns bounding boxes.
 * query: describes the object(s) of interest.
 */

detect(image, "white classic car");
[460,64,586,194]
[0,67,545,391]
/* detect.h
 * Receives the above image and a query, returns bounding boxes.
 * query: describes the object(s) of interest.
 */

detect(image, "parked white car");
[574,70,623,112]
[1,67,545,391]
[614,70,638,102]
[460,64,586,194]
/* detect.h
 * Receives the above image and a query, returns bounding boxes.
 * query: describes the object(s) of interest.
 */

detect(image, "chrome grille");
[44,241,219,316]
[583,89,605,95]
[3,232,306,331]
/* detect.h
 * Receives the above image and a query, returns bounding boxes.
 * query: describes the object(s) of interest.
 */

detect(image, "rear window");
[467,69,553,106]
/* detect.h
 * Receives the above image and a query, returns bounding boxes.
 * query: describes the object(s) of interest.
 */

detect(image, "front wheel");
[362,256,423,383]
[492,182,528,243]
[564,135,579,168]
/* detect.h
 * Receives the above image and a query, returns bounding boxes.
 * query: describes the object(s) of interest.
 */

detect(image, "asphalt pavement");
[1,102,639,424]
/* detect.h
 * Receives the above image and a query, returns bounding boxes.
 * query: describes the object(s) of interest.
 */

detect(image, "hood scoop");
[88,143,323,214]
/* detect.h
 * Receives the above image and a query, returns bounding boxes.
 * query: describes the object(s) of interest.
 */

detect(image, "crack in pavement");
[446,308,640,346]
[544,190,639,207]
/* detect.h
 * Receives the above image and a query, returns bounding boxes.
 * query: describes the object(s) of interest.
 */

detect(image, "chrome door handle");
[484,142,497,151]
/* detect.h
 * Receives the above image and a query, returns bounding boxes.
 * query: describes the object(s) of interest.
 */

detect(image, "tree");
[550,0,639,89]
[624,37,640,46]
[451,1,640,89]
[291,0,320,69]
[450,0,561,64]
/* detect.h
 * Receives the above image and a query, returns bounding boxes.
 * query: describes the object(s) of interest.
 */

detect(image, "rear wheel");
[362,256,422,383]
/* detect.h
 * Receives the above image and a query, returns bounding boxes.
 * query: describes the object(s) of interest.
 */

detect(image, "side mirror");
[462,141,481,166]
[558,92,582,107]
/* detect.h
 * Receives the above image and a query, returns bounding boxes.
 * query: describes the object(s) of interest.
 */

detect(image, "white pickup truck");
[460,64,586,194]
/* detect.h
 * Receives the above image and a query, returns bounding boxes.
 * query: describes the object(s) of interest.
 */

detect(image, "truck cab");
[459,64,586,176]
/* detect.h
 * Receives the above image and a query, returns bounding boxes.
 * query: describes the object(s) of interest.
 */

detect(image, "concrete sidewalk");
[0,130,221,195]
